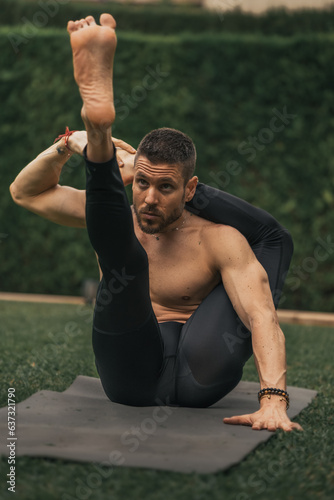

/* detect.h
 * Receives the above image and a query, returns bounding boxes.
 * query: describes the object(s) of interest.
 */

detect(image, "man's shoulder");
[186,212,248,254]
[200,221,250,265]
[196,216,243,241]
[187,211,232,231]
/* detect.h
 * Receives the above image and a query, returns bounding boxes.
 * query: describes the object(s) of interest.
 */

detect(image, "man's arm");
[10,135,86,227]
[9,132,136,228]
[208,225,302,432]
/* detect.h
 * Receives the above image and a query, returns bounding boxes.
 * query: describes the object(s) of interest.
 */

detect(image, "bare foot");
[67,14,117,129]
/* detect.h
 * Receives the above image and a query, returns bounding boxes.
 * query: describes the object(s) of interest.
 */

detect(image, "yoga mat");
[0,376,316,473]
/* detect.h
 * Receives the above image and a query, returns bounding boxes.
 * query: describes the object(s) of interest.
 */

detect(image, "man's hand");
[68,132,136,185]
[224,399,303,432]
[114,137,136,186]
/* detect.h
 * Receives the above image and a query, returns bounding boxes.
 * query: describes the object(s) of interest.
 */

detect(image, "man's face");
[132,156,188,235]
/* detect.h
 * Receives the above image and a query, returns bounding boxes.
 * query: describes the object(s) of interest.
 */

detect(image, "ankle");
[86,131,114,163]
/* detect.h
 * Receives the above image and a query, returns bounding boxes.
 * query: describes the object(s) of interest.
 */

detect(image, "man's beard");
[133,201,185,235]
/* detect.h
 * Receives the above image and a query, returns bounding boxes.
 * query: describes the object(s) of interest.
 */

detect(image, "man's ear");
[185,176,198,202]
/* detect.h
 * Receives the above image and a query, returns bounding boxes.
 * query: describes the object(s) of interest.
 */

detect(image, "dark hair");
[135,127,197,184]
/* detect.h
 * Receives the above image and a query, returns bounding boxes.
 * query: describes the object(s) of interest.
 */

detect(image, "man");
[10,14,302,432]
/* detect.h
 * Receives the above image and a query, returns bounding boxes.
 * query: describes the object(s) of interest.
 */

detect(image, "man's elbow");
[9,182,18,202]
[9,182,25,206]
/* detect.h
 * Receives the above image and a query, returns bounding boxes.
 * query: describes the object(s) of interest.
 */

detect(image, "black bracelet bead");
[258,387,290,407]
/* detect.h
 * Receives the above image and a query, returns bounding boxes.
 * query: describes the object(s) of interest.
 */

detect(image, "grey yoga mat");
[0,376,316,473]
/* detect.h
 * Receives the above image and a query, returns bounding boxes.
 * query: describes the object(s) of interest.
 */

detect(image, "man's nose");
[144,187,159,206]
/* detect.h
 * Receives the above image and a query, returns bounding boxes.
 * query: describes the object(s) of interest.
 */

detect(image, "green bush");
[1,27,333,311]
[2,0,334,36]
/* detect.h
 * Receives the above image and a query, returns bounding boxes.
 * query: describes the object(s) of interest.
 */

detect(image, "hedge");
[2,0,334,36]
[1,27,333,311]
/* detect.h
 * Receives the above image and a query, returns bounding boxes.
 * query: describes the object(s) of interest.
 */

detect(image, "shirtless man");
[10,14,302,432]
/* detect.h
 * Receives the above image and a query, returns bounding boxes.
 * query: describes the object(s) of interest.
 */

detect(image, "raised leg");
[68,14,164,405]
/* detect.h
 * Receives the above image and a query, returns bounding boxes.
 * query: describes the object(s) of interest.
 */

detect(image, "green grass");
[0,301,333,500]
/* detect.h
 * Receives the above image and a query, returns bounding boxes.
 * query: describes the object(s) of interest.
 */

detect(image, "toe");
[67,20,76,34]
[77,19,86,29]
[100,13,116,29]
[85,16,96,26]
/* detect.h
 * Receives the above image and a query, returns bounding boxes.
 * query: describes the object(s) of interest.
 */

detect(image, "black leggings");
[85,154,293,408]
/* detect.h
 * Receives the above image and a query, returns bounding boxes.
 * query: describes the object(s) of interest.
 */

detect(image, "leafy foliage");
[0,25,333,310]
[2,0,334,36]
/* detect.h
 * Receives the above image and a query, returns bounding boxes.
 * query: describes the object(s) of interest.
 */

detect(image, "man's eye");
[138,179,148,187]
[161,184,173,190]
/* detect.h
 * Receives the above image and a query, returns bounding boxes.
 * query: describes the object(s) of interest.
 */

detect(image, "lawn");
[0,301,333,500]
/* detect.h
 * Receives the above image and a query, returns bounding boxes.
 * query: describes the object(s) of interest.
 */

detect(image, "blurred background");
[1,0,333,312]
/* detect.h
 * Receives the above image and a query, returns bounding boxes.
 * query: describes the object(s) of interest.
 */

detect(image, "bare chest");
[140,229,220,310]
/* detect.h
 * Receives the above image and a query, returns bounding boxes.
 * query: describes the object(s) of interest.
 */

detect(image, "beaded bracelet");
[258,387,290,410]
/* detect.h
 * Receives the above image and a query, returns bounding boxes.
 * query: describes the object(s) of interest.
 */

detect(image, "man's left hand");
[223,403,303,432]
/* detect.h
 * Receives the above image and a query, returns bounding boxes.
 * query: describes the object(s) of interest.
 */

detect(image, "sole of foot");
[68,14,117,129]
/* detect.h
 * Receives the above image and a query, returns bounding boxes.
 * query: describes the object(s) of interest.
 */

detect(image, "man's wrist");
[258,387,289,408]
[259,393,289,409]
